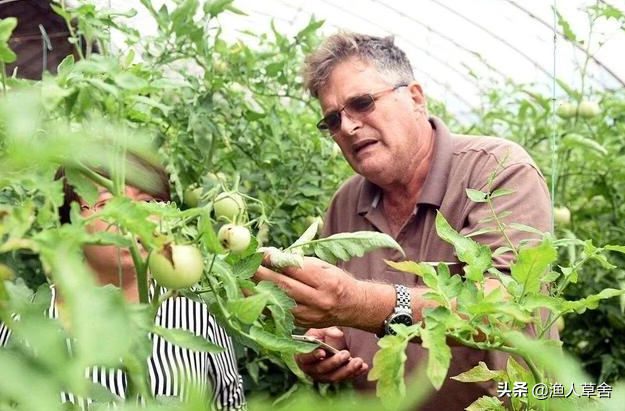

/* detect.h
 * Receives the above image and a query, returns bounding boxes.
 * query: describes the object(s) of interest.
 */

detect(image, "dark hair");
[56,155,171,224]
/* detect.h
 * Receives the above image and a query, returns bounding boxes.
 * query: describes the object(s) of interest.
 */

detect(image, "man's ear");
[407,82,426,108]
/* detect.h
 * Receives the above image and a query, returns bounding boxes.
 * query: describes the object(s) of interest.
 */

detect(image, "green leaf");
[479,210,511,224]
[204,0,234,18]
[41,81,73,111]
[199,213,224,255]
[290,219,320,248]
[261,247,304,270]
[507,223,547,236]
[295,17,326,40]
[226,293,268,325]
[114,72,148,91]
[421,321,451,390]
[452,361,505,383]
[0,17,17,42]
[562,133,608,156]
[231,252,262,280]
[206,257,240,300]
[435,212,491,281]
[606,245,625,254]
[368,334,410,410]
[0,352,65,411]
[465,396,507,411]
[468,300,532,323]
[64,168,99,206]
[522,294,561,313]
[465,227,498,238]
[85,379,123,403]
[306,231,404,264]
[510,239,557,295]
[385,260,437,286]
[562,288,625,313]
[489,188,516,199]
[152,326,224,353]
[248,326,313,353]
[255,281,296,336]
[556,9,577,42]
[466,188,488,202]
[0,43,16,63]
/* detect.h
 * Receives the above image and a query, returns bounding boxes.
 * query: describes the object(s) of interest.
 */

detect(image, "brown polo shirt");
[321,117,552,411]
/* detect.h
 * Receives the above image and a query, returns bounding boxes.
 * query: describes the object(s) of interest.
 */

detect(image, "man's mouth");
[353,139,378,154]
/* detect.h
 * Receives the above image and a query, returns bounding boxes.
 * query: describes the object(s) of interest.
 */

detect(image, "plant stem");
[60,0,85,60]
[205,254,230,320]
[0,61,7,96]
[487,197,518,257]
[74,163,115,192]
[129,242,149,304]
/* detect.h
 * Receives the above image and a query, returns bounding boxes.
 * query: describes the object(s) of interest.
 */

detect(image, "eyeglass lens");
[324,95,375,132]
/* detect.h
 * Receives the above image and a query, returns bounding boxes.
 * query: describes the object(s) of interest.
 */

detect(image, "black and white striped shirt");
[0,286,246,410]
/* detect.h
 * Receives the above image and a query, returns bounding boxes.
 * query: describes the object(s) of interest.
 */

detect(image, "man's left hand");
[254,256,365,328]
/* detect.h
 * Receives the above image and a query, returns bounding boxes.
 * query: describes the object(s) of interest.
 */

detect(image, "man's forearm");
[343,278,504,335]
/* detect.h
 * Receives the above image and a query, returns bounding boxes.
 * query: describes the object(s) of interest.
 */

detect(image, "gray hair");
[303,32,415,98]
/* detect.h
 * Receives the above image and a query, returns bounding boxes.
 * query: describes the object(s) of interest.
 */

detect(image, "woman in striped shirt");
[0,162,246,410]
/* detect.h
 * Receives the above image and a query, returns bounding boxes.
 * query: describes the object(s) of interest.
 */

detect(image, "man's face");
[318,57,428,186]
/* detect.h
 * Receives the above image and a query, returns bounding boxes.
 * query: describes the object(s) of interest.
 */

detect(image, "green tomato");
[304,215,324,236]
[0,263,15,281]
[218,224,251,253]
[183,187,203,208]
[213,60,228,74]
[205,172,227,186]
[148,244,204,289]
[556,101,576,119]
[213,192,245,221]
[553,206,571,225]
[577,100,600,118]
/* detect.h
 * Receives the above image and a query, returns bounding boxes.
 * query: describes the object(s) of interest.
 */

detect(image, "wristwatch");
[378,284,413,337]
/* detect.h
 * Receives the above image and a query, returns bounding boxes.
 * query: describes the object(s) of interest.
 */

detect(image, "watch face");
[386,313,413,335]
[391,313,413,327]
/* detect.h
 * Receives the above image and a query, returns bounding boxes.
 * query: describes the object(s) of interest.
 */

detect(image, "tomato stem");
[129,241,149,304]
[205,254,231,320]
[74,163,115,193]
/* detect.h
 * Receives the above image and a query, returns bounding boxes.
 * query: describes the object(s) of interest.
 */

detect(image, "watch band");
[394,284,411,312]
[377,284,413,337]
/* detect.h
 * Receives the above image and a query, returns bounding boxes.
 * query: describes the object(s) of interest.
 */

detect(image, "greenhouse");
[0,1,624,411]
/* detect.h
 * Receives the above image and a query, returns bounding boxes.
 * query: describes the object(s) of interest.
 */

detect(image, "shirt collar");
[356,116,453,215]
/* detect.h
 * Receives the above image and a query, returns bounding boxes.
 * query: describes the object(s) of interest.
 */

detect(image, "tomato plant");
[1,1,625,410]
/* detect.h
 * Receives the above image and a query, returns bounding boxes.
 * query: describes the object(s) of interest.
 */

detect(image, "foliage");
[0,0,380,407]
[464,2,625,384]
[368,185,625,411]
[1,0,625,410]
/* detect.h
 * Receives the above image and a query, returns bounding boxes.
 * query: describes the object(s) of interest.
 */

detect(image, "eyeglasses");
[316,83,408,134]
[80,198,113,213]
[80,197,162,213]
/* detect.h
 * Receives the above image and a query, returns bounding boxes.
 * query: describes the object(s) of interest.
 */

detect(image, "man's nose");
[338,111,362,135]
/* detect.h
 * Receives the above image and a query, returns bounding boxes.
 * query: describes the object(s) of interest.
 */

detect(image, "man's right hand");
[295,327,368,383]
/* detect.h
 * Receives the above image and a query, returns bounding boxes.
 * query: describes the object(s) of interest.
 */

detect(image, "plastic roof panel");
[96,0,625,120]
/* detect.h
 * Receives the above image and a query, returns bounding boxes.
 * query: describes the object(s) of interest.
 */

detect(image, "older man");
[255,32,552,410]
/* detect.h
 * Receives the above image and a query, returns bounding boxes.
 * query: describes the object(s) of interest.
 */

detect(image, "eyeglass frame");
[79,196,164,213]
[316,83,409,134]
